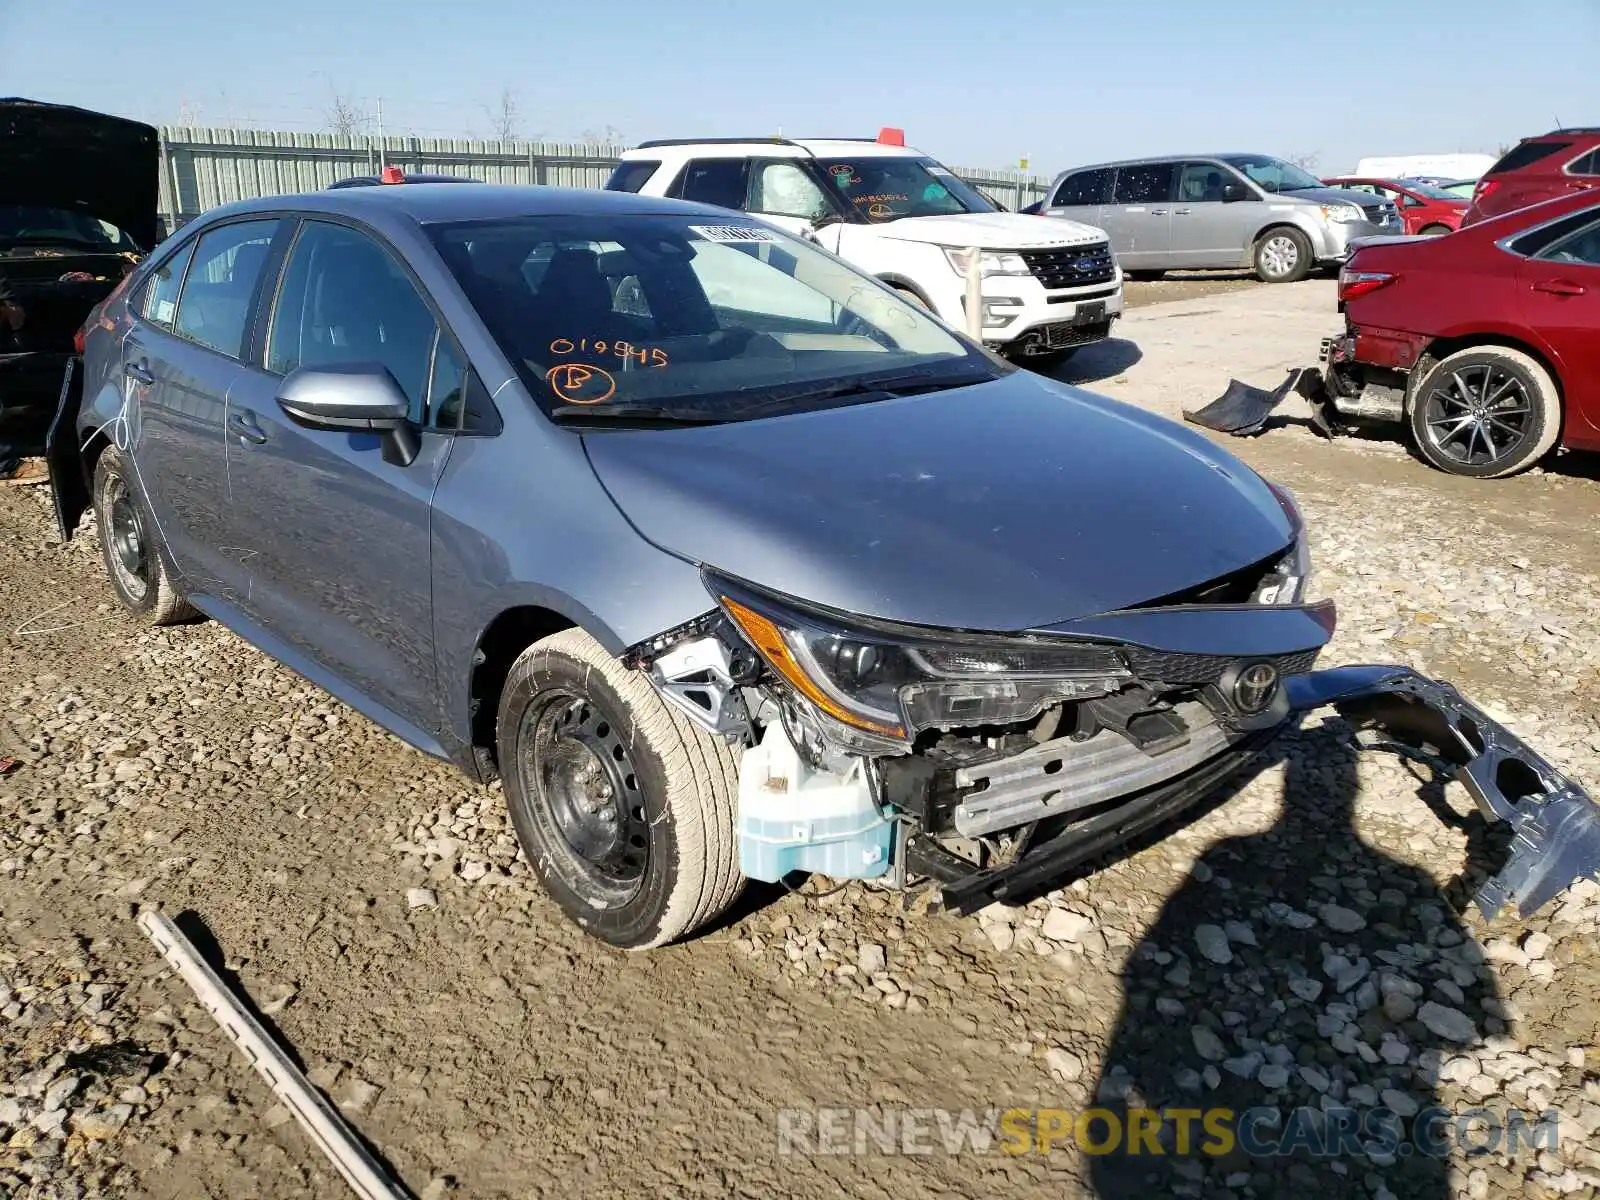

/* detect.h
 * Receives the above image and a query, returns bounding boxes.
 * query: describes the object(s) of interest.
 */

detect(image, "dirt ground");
[3,283,1600,1199]
[1121,269,1269,309]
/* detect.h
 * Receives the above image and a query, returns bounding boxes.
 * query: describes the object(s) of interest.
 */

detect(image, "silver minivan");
[1040,154,1404,283]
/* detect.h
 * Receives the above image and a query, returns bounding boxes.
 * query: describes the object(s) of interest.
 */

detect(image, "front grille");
[1021,242,1116,290]
[1121,646,1320,687]
[1038,320,1111,349]
[1372,202,1400,227]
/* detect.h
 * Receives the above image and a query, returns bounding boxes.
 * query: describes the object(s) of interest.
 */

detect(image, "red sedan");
[1322,176,1467,236]
[1321,189,1600,477]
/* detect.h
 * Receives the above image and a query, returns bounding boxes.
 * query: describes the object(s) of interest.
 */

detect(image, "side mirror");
[276,363,420,467]
[1221,183,1252,203]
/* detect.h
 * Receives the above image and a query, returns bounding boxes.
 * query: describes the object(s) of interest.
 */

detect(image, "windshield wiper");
[550,404,728,425]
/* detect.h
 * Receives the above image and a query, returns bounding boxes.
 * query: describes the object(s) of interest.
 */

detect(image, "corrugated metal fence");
[157,127,1054,230]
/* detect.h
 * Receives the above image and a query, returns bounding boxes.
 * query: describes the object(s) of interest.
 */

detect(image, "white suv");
[607,134,1123,363]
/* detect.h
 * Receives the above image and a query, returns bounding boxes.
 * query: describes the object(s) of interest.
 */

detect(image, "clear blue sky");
[3,0,1594,175]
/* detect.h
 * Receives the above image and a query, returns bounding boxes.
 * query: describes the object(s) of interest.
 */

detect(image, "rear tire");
[1253,227,1313,283]
[1407,346,1561,478]
[1123,270,1166,282]
[497,627,744,948]
[92,447,199,626]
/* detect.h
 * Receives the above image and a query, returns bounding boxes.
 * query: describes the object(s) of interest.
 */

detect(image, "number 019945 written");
[550,338,669,368]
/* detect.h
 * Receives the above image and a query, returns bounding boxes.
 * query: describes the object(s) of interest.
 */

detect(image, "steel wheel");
[106,476,150,601]
[518,689,649,909]
[1421,363,1531,468]
[91,446,199,624]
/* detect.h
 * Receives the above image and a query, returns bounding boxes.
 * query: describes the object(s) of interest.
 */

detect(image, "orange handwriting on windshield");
[545,362,617,405]
[550,337,668,368]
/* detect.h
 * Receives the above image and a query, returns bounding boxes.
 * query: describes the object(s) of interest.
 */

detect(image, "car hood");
[0,98,161,250]
[875,211,1107,249]
[1282,185,1387,210]
[581,372,1295,632]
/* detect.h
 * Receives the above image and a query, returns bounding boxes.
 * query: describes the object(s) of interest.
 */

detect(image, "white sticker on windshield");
[689,224,778,243]
[928,166,955,177]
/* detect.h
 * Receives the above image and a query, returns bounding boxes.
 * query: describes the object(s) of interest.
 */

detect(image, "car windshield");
[1403,181,1465,201]
[1219,155,1325,194]
[0,205,137,252]
[812,157,997,222]
[429,214,995,422]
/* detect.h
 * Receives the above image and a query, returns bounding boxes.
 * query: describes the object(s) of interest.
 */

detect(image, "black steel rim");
[107,476,150,598]
[1423,363,1531,467]
[518,690,648,907]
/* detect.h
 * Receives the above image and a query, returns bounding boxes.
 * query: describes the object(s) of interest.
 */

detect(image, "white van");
[1352,153,1496,182]
[606,132,1123,363]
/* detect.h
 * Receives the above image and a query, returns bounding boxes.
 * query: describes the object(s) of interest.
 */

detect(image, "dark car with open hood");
[0,98,158,470]
[48,182,1600,948]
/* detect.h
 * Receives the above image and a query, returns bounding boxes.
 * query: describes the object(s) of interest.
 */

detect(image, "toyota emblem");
[1232,662,1280,713]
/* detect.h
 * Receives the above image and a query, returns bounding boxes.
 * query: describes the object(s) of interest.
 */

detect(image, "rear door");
[1518,210,1600,438]
[1102,162,1177,268]
[124,217,283,595]
[219,217,464,733]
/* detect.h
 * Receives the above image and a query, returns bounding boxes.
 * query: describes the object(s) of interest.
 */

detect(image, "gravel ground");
[1121,270,1268,309]
[3,328,1600,1197]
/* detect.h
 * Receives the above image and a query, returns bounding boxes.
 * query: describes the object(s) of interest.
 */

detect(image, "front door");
[1518,213,1600,439]
[125,218,282,595]
[220,217,458,734]
[1169,162,1258,268]
[1103,162,1176,268]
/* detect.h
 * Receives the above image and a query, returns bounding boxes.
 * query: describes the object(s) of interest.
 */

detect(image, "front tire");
[1419,224,1452,237]
[1253,227,1313,283]
[497,628,743,948]
[1407,346,1561,479]
[92,447,198,625]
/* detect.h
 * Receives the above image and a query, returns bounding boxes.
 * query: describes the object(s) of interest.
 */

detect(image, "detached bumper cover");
[1182,367,1337,439]
[919,665,1600,918]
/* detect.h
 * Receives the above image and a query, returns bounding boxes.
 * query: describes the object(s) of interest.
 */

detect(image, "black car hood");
[0,98,160,250]
[582,372,1297,632]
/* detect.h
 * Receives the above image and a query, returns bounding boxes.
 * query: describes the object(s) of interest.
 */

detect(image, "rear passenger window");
[267,220,442,425]
[1569,150,1600,177]
[1051,168,1113,207]
[605,161,659,193]
[173,220,280,358]
[1488,140,1571,174]
[673,159,750,210]
[1540,219,1600,267]
[1112,163,1176,205]
[139,241,195,329]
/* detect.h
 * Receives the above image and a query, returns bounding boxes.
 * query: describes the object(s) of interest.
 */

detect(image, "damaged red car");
[1319,189,1600,477]
[0,98,159,474]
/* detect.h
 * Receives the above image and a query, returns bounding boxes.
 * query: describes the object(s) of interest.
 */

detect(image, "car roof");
[1048,153,1268,177]
[192,184,737,225]
[623,138,924,160]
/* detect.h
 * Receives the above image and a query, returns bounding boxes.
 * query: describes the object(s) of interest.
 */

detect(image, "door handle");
[228,410,268,445]
[124,361,154,386]
[1172,208,1193,215]
[1532,279,1586,297]
[1149,209,1169,215]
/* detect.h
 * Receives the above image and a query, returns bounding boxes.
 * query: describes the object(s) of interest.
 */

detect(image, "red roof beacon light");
[877,127,906,147]
[380,165,405,184]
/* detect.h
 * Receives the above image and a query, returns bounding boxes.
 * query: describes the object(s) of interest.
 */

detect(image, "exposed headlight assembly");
[941,247,1032,277]
[1255,480,1313,605]
[707,575,1130,744]
[1319,204,1366,224]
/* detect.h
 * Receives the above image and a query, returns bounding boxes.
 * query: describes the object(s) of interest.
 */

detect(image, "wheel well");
[1413,335,1566,431]
[468,605,577,773]
[876,275,933,307]
[1252,222,1308,249]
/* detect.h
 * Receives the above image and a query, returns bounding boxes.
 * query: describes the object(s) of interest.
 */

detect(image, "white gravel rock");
[1418,1001,1477,1044]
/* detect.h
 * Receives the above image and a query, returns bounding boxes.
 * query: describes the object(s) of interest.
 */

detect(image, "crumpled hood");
[0,98,161,250]
[876,211,1107,250]
[582,372,1295,632]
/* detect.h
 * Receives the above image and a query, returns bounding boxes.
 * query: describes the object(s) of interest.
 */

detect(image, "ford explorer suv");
[1039,154,1403,283]
[51,183,1600,949]
[607,132,1122,365]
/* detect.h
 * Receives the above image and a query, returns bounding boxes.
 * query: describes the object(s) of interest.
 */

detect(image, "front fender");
[1288,665,1600,919]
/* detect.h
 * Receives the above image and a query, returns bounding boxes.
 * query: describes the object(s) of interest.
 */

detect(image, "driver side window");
[748,161,831,220]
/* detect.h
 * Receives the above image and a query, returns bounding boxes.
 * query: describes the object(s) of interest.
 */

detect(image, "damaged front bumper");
[908,664,1600,919]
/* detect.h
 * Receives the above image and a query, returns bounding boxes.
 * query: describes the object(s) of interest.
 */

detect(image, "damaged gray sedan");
[52,184,1600,947]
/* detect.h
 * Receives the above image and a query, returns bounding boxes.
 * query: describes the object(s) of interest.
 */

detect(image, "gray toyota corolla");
[49,183,1600,948]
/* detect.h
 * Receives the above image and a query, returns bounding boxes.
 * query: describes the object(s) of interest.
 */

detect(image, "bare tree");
[483,87,520,140]
[324,93,372,137]
[581,124,624,145]
[1286,151,1321,171]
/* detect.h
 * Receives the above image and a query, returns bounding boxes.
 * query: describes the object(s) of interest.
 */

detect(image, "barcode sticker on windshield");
[689,224,778,243]
[928,166,955,177]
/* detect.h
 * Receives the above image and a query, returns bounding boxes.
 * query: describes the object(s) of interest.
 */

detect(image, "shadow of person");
[1086,719,1503,1199]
